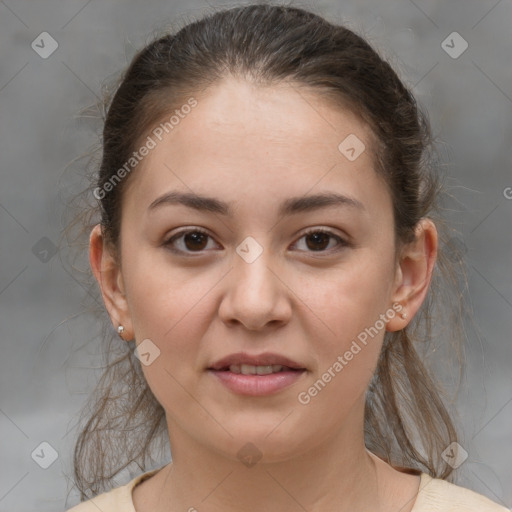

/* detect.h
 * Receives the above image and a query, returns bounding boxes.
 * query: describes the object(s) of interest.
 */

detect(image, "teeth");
[229,364,284,375]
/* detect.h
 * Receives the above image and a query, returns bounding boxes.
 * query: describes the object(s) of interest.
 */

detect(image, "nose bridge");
[219,235,291,329]
[233,236,277,300]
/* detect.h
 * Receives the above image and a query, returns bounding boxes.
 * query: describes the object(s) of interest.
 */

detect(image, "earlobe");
[89,224,133,339]
[386,219,438,332]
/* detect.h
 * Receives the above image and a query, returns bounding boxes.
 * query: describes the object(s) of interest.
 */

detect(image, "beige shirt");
[66,468,509,512]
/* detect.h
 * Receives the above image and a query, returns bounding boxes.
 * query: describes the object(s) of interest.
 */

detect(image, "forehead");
[122,76,390,222]
[175,77,370,148]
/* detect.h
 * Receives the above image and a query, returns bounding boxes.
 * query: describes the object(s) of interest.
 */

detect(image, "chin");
[207,428,314,466]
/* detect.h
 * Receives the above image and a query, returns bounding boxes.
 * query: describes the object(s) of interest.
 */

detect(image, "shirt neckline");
[126,467,433,512]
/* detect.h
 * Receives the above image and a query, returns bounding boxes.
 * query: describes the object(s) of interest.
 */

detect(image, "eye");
[163,227,349,255]
[163,228,220,254]
[292,228,349,253]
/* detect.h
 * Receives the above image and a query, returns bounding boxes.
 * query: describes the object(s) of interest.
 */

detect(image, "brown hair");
[65,3,468,501]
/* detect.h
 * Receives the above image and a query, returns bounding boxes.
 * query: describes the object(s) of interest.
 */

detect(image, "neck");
[148,408,383,512]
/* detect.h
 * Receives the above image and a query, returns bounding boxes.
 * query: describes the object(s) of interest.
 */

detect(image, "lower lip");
[207,369,306,396]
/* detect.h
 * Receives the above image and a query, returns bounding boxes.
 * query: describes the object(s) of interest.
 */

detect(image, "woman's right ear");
[89,224,133,337]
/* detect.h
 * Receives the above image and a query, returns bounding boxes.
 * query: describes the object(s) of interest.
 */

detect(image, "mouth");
[207,366,307,396]
[206,352,307,396]
[211,364,305,375]
[208,351,307,373]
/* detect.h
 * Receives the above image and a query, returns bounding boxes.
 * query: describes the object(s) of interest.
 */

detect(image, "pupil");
[185,232,207,250]
[306,232,329,251]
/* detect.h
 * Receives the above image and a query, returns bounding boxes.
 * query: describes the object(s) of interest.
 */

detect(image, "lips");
[207,352,307,396]
[208,351,306,371]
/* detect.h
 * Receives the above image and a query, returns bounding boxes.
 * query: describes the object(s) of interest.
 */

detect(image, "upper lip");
[208,352,306,371]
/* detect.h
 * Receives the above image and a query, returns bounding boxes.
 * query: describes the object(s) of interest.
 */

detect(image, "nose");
[218,246,292,331]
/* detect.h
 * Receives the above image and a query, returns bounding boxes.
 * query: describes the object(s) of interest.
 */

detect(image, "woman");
[66,4,507,511]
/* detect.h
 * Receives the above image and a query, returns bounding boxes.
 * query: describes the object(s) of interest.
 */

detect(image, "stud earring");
[117,325,125,338]
[400,312,408,320]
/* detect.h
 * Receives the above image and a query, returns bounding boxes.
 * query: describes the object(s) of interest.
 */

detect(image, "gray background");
[1,1,511,511]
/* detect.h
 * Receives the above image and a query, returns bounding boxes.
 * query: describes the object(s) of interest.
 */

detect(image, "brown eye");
[183,231,208,250]
[293,229,348,253]
[305,231,331,251]
[164,229,218,254]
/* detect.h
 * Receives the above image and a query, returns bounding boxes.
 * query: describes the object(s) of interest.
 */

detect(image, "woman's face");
[110,77,402,461]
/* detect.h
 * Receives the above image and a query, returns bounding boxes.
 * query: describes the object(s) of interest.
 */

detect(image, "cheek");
[307,251,394,338]
[121,235,212,327]
[123,258,218,414]
[121,245,228,370]
[298,250,394,397]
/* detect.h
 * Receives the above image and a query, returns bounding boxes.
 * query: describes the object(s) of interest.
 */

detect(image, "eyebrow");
[147,190,365,217]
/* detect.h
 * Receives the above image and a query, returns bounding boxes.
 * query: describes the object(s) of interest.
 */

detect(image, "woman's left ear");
[386,218,438,332]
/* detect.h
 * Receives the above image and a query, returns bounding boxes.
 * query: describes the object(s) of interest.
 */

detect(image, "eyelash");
[163,227,350,255]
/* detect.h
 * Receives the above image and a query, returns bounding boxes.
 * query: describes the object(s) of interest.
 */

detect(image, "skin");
[90,76,437,512]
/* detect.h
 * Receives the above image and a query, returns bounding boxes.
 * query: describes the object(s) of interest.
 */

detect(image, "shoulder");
[65,485,129,512]
[413,473,509,512]
[65,468,161,512]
